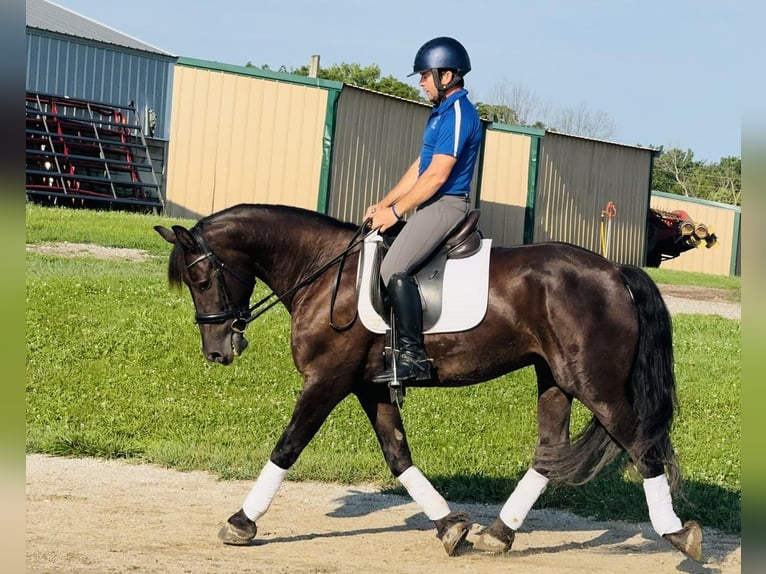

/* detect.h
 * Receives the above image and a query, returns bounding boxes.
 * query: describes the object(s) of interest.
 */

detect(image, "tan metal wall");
[477,128,534,247]
[166,62,330,219]
[326,86,431,224]
[533,131,654,266]
[650,192,740,276]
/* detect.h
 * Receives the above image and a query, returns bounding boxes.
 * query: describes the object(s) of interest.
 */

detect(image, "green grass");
[25,203,192,255]
[25,204,741,534]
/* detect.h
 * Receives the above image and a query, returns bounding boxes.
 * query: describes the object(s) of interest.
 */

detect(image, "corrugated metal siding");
[533,132,653,265]
[27,0,174,56]
[166,64,329,219]
[327,86,431,224]
[650,192,740,276]
[26,30,174,139]
[477,128,533,247]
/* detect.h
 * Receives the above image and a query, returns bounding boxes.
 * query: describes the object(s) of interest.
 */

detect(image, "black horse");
[155,203,702,561]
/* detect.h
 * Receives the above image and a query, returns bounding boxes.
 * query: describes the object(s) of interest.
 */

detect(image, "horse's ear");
[154,225,177,245]
[171,225,198,251]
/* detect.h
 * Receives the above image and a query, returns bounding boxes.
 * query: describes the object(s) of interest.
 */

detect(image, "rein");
[188,221,373,332]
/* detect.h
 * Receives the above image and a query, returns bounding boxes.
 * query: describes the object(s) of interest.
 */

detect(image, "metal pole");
[309,55,320,78]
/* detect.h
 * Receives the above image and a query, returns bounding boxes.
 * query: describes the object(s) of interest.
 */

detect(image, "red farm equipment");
[646,208,718,267]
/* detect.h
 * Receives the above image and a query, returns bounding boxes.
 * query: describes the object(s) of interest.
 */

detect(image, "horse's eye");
[198,280,212,292]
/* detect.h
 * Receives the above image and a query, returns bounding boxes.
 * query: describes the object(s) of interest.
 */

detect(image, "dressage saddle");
[370,209,483,332]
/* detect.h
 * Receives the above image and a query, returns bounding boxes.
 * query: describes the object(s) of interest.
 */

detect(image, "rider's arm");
[367,154,456,232]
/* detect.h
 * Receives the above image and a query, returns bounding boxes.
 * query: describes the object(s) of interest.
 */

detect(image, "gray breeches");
[380,194,470,285]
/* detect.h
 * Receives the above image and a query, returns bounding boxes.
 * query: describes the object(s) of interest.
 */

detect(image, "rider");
[365,37,483,384]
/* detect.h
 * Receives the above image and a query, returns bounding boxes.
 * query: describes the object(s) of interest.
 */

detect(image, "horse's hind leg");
[589,399,703,562]
[635,440,702,561]
[356,388,469,556]
[475,379,571,554]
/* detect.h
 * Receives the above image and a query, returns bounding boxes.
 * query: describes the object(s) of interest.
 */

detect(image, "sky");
[49,0,753,164]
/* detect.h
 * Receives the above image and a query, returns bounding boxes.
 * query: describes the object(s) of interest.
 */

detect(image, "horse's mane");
[206,203,358,231]
[166,203,359,289]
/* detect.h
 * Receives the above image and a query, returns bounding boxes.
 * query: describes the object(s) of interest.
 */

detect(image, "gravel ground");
[657,285,740,319]
[661,294,740,319]
[26,454,742,574]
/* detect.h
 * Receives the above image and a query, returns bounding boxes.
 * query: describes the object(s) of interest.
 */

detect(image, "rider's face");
[419,70,453,102]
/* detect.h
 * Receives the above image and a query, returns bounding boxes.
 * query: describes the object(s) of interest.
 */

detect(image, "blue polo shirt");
[419,89,482,195]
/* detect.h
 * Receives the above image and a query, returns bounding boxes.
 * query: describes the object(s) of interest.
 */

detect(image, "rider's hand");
[371,206,399,232]
[364,204,380,221]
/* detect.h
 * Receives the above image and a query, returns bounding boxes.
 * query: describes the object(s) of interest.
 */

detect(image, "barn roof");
[26,0,175,57]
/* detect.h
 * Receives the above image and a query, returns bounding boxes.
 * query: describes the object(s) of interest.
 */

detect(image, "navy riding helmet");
[408,37,471,78]
[408,37,471,103]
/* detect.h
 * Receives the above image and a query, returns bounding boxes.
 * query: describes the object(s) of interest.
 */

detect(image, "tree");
[478,81,544,125]
[709,156,742,206]
[478,80,615,139]
[651,148,741,206]
[652,147,699,197]
[547,103,616,140]
[475,102,518,124]
[244,61,422,101]
[292,62,423,102]
[372,75,424,101]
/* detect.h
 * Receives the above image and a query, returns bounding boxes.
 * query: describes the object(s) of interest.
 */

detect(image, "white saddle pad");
[356,233,492,334]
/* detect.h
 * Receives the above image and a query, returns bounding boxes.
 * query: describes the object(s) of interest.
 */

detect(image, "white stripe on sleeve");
[452,100,462,156]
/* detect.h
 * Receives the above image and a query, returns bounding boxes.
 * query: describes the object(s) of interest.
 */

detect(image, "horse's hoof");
[474,517,516,553]
[218,509,257,545]
[435,511,470,556]
[663,520,703,563]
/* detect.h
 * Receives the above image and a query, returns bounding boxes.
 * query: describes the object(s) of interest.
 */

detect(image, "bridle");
[185,222,373,333]
[187,227,254,332]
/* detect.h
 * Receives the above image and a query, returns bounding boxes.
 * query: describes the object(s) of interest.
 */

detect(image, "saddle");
[369,210,483,332]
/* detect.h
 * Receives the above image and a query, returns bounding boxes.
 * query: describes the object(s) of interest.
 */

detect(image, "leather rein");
[186,222,372,333]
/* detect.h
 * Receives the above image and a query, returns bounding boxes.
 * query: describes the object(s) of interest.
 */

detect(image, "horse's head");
[155,224,254,365]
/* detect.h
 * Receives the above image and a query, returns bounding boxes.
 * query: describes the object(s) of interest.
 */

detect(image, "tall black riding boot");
[372,272,432,384]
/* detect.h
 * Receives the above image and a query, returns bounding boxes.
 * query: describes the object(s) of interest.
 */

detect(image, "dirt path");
[26,454,740,574]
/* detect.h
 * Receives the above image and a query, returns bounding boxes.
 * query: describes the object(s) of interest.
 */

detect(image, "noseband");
[187,228,253,332]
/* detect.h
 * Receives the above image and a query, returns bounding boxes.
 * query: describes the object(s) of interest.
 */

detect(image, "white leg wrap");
[242,460,289,522]
[643,474,683,535]
[499,468,549,530]
[397,466,450,521]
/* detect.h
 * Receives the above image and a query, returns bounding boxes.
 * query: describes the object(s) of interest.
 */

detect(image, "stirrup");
[372,354,431,384]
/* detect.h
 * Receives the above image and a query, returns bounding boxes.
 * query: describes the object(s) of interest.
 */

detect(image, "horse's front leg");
[355,387,470,556]
[218,379,348,545]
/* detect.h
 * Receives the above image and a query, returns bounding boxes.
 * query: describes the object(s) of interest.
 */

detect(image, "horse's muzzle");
[201,321,249,364]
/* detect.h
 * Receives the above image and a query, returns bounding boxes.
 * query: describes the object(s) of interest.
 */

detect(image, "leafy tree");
[290,62,424,102]
[710,156,742,205]
[651,148,741,206]
[372,74,424,101]
[652,147,699,197]
[475,102,518,124]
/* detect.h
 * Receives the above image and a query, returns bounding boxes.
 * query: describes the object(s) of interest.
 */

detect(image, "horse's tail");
[619,264,681,492]
[538,265,680,492]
